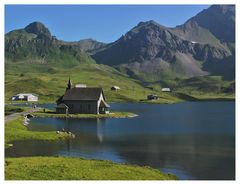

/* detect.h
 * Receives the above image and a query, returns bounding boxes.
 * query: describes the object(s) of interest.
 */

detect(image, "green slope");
[5,61,234,104]
[5,61,183,103]
[146,76,235,100]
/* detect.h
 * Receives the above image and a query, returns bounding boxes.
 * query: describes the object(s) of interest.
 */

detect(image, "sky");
[5,5,210,43]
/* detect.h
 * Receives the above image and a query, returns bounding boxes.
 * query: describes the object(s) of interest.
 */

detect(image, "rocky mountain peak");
[210,5,235,14]
[133,20,166,32]
[185,5,235,42]
[24,21,51,37]
[137,20,164,27]
[119,20,168,44]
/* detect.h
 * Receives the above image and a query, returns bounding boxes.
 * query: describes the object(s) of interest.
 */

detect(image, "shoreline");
[32,111,138,119]
[5,117,72,145]
[5,95,235,106]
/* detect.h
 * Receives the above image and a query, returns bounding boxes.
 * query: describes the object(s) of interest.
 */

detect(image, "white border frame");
[1,0,239,184]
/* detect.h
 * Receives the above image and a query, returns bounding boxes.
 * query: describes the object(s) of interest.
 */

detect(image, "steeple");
[66,76,72,91]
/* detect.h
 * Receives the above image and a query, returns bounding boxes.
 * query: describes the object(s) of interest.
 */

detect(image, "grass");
[5,156,178,180]
[5,61,235,105]
[4,62,185,104]
[147,76,235,101]
[33,109,137,118]
[5,117,71,144]
[5,105,30,116]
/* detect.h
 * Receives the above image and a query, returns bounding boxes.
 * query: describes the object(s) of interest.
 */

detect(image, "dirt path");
[5,108,41,123]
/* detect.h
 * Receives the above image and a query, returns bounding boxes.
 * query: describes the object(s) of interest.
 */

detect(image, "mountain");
[171,5,235,80]
[5,5,235,81]
[73,39,107,54]
[173,5,235,44]
[5,6,235,103]
[92,5,235,80]
[5,21,95,66]
[55,38,107,55]
[24,22,51,37]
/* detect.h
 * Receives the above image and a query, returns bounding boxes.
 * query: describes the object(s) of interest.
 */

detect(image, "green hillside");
[5,61,181,103]
[146,76,234,100]
[5,61,234,104]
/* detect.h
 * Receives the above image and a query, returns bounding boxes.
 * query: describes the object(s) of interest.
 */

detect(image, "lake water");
[6,102,235,180]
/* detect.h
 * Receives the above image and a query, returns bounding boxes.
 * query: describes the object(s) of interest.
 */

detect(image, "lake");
[5,101,235,180]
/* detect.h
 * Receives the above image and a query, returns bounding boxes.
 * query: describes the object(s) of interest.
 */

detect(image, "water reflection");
[6,133,234,180]
[97,119,104,143]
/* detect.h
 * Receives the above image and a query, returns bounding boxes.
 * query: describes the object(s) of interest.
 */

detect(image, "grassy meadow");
[5,62,183,103]
[5,156,178,180]
[5,61,234,104]
[5,117,70,144]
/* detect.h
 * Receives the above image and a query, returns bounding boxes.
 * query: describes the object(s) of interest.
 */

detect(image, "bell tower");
[66,76,72,91]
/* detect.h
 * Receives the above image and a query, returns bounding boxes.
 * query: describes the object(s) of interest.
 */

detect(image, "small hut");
[111,86,120,90]
[11,93,38,102]
[161,88,171,92]
[147,94,158,100]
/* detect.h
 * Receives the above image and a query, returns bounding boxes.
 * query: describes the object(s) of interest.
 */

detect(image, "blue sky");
[5,5,210,43]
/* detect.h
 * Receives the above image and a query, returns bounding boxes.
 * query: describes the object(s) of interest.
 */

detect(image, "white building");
[161,88,171,92]
[11,93,38,102]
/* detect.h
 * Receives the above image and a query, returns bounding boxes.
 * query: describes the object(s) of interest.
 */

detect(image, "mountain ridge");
[5,5,235,80]
[91,5,234,80]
